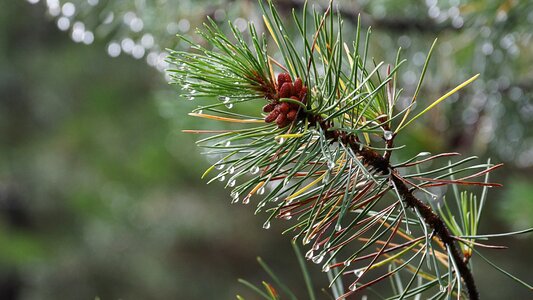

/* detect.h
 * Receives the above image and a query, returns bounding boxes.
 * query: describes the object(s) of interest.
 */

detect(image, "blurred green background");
[1,0,532,299]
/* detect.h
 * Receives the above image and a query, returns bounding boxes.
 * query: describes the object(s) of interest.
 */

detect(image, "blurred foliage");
[0,0,531,299]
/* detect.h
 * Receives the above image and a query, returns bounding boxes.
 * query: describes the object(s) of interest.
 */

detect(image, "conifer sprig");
[168,1,532,299]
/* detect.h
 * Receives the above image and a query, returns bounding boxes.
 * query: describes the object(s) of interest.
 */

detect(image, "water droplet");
[349,283,357,291]
[225,141,231,147]
[250,166,260,174]
[190,90,197,94]
[272,197,279,202]
[322,264,330,272]
[312,254,324,264]
[327,160,335,170]
[187,96,195,101]
[197,110,203,114]
[242,197,250,204]
[263,221,271,229]
[417,152,431,157]
[335,224,342,231]
[305,249,314,259]
[312,244,319,251]
[231,192,240,203]
[384,130,393,140]
[440,285,446,293]
[225,103,233,109]
[258,186,265,195]
[278,137,285,144]
[431,194,438,200]
[219,96,230,101]
[354,269,364,278]
[182,84,191,90]
[218,175,226,182]
[228,179,236,187]
[344,260,351,266]
[281,212,292,220]
[228,166,235,174]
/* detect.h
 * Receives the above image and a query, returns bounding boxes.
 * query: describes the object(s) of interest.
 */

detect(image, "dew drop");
[327,160,335,170]
[190,90,197,94]
[228,179,236,187]
[218,175,226,182]
[242,197,250,204]
[272,197,279,202]
[216,163,225,170]
[312,244,319,251]
[354,269,364,278]
[349,283,357,291]
[384,130,393,140]
[250,166,260,174]
[322,264,330,272]
[219,96,230,101]
[335,224,342,232]
[197,110,203,114]
[258,186,265,195]
[225,141,231,147]
[344,260,351,267]
[440,285,446,293]
[225,103,233,109]
[278,137,285,144]
[281,212,292,220]
[187,96,195,101]
[228,166,235,174]
[263,221,271,229]
[312,254,325,264]
[305,249,314,259]
[231,192,240,203]
[418,151,431,157]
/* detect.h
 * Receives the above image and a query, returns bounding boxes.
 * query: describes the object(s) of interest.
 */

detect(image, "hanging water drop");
[312,253,325,264]
[225,102,233,109]
[354,269,364,278]
[322,264,330,272]
[187,96,195,101]
[228,179,236,187]
[384,130,393,140]
[344,260,351,267]
[327,160,335,170]
[228,166,235,174]
[281,212,292,220]
[218,175,226,182]
[262,221,271,229]
[349,283,357,291]
[225,141,231,147]
[231,192,240,204]
[278,137,285,144]
[418,151,431,157]
[258,186,265,195]
[272,197,279,202]
[305,249,314,259]
[335,224,342,232]
[242,197,250,204]
[216,163,225,170]
[250,166,260,174]
[219,96,230,102]
[440,285,447,293]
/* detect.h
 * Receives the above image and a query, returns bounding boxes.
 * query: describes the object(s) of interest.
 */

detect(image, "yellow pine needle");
[275,133,305,140]
[366,239,423,271]
[396,74,480,133]
[286,172,326,201]
[244,181,266,202]
[189,112,263,123]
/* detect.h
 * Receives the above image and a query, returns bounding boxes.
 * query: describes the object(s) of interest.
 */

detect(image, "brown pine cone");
[265,109,280,123]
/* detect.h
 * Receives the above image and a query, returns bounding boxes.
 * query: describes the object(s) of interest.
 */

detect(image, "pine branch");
[168,1,533,298]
